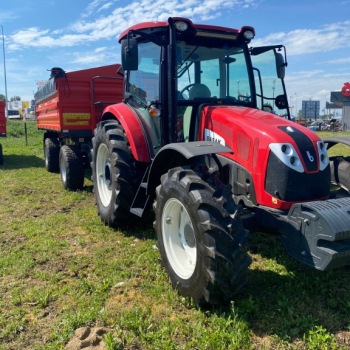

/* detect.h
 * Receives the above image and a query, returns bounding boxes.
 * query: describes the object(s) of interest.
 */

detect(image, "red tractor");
[38,18,350,307]
[0,101,6,165]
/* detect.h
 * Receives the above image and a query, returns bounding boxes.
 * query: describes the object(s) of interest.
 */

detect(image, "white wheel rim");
[96,143,112,207]
[60,154,66,183]
[162,198,197,279]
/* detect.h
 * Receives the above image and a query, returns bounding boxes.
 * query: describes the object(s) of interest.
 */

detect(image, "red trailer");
[35,64,123,189]
[0,101,6,165]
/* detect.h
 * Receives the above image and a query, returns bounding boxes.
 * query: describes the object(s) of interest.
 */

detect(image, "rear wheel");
[92,120,144,226]
[59,145,84,190]
[154,166,251,307]
[44,136,59,172]
[0,144,3,165]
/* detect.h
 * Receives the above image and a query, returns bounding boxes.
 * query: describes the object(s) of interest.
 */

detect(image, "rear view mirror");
[275,52,285,80]
[121,38,138,71]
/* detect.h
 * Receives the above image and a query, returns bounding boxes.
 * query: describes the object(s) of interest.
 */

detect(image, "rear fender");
[102,103,149,162]
[147,141,232,194]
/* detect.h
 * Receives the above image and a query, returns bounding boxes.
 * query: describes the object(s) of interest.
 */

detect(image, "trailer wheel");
[154,166,251,307]
[59,145,84,191]
[0,144,3,165]
[330,156,350,192]
[44,137,59,173]
[92,120,143,226]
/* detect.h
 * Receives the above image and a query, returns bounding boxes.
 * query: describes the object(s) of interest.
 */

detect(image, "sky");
[0,0,349,117]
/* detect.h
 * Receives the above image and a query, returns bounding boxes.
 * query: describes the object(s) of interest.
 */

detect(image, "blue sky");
[0,0,349,116]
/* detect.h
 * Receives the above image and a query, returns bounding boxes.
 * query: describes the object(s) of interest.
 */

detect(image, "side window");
[128,42,160,105]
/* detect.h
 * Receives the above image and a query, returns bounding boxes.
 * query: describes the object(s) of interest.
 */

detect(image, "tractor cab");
[119,18,290,154]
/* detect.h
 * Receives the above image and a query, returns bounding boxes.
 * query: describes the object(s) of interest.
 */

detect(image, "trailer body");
[35,64,124,189]
[36,64,123,137]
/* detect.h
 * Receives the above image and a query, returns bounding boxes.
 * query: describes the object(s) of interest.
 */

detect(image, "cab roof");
[118,17,255,42]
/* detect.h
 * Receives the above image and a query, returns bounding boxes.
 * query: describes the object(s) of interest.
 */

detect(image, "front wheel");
[154,167,251,307]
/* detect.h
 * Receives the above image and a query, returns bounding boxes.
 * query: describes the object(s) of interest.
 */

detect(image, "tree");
[0,94,5,102]
[10,96,21,101]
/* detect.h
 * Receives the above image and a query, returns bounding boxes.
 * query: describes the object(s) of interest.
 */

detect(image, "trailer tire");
[330,156,350,192]
[44,137,59,173]
[153,166,251,307]
[92,120,143,226]
[59,145,84,191]
[0,144,3,165]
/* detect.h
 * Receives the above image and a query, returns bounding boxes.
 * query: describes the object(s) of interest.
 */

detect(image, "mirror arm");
[280,45,288,67]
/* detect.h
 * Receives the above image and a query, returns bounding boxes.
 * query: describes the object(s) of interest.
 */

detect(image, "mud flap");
[280,197,350,270]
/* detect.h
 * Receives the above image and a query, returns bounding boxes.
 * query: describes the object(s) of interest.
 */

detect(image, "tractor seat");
[183,84,211,142]
[189,84,211,99]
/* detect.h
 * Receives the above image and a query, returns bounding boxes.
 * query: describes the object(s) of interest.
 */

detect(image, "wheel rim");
[162,198,197,279]
[60,153,66,183]
[96,143,112,207]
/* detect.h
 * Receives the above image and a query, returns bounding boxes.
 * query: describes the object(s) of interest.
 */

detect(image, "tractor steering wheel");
[179,84,196,100]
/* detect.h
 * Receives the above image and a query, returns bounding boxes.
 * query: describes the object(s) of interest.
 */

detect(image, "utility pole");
[0,25,8,117]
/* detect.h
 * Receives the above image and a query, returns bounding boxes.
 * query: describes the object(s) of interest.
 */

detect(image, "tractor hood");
[200,105,325,174]
[201,105,320,145]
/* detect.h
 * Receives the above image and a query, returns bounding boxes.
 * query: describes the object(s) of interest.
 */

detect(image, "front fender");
[147,141,232,194]
[103,103,149,162]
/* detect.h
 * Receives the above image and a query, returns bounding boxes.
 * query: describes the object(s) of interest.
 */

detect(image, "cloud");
[69,47,117,64]
[320,57,350,65]
[253,21,350,56]
[7,0,252,50]
[5,0,350,72]
[285,69,347,108]
[0,11,20,24]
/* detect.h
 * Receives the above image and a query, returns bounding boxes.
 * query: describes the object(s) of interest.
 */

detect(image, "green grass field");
[0,121,350,349]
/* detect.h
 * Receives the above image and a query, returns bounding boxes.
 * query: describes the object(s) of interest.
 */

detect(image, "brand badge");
[306,151,314,162]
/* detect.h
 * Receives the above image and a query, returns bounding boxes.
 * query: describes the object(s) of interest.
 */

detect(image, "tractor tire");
[44,137,59,173]
[0,144,3,165]
[153,166,251,307]
[330,156,350,192]
[59,145,84,191]
[91,120,144,226]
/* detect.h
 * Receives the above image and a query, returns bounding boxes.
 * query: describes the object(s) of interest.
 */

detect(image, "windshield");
[176,42,252,104]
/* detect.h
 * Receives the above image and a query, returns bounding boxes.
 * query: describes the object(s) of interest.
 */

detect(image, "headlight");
[269,143,304,173]
[317,141,329,171]
[175,21,188,32]
[243,30,254,40]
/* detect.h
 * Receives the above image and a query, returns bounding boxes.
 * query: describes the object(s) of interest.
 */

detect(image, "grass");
[0,121,350,349]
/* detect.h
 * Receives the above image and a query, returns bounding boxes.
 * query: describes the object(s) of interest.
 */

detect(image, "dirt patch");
[65,327,112,350]
[335,331,350,347]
